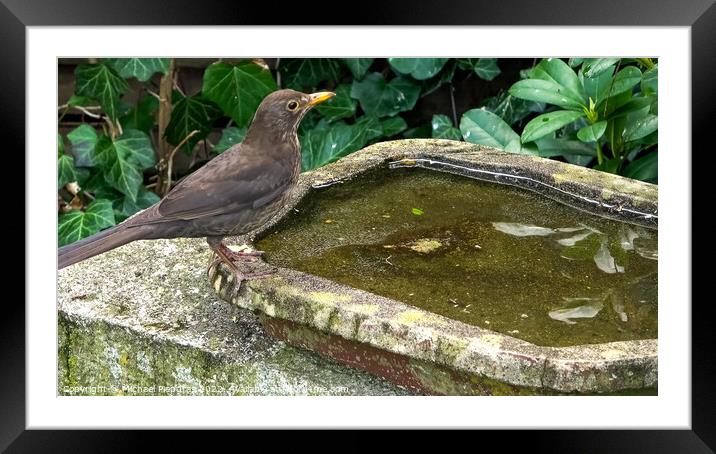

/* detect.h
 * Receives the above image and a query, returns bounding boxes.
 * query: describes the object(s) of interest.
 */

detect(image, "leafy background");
[58,57,657,245]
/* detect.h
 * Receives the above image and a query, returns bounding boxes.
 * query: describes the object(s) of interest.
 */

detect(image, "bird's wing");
[139,147,294,224]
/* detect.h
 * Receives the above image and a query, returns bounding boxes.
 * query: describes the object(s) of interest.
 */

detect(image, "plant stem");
[156,58,175,196]
[596,141,604,166]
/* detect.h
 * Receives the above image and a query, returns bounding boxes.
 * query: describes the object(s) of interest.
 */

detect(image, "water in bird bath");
[256,167,657,347]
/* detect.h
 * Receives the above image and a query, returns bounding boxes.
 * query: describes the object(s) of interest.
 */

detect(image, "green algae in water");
[256,167,657,347]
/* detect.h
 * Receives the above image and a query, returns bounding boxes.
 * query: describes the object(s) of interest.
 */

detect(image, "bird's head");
[248,89,335,140]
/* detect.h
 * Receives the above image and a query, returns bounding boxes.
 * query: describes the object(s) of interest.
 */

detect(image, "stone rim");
[211,139,658,393]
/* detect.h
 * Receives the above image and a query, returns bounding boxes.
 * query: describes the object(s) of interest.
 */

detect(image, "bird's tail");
[58,224,147,269]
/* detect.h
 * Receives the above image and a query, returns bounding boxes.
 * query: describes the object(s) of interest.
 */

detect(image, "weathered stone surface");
[57,237,408,395]
[209,139,657,394]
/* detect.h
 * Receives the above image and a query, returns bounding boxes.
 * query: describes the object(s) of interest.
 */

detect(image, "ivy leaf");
[113,187,161,222]
[67,124,99,167]
[202,60,277,127]
[114,129,156,169]
[431,114,461,140]
[213,127,247,154]
[120,95,159,133]
[459,108,520,150]
[104,58,170,82]
[341,58,374,79]
[58,199,116,246]
[577,121,608,142]
[356,115,383,141]
[531,58,586,104]
[58,134,65,157]
[380,116,408,137]
[350,73,420,118]
[58,155,77,189]
[456,58,501,81]
[74,63,129,121]
[92,134,149,202]
[165,94,222,154]
[67,94,95,107]
[509,79,585,111]
[403,123,432,139]
[388,58,449,80]
[521,110,586,143]
[300,119,370,171]
[315,84,356,122]
[281,58,341,90]
[472,58,501,81]
[484,91,544,126]
[420,60,456,97]
[623,151,657,182]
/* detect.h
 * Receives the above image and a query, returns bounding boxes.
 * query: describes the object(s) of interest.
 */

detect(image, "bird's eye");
[287,100,299,111]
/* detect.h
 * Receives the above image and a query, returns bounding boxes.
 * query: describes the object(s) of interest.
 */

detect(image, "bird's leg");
[207,236,276,296]
[219,243,264,262]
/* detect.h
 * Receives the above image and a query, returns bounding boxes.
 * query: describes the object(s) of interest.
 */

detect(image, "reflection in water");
[256,167,658,347]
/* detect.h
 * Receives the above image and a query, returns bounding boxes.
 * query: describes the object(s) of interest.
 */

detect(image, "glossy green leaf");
[300,120,370,171]
[58,155,77,189]
[577,120,608,142]
[340,58,374,79]
[104,58,170,82]
[509,79,585,110]
[581,65,615,105]
[120,95,159,132]
[380,116,408,137]
[535,138,597,157]
[594,157,622,174]
[431,114,461,140]
[67,124,98,167]
[281,58,341,90]
[598,66,642,102]
[568,58,585,67]
[623,151,657,182]
[315,84,357,122]
[113,187,161,222]
[74,63,129,120]
[531,58,585,103]
[58,199,116,246]
[624,114,658,142]
[202,60,277,127]
[641,66,658,95]
[459,108,519,150]
[521,110,585,143]
[165,94,222,154]
[388,58,449,80]
[213,127,247,154]
[582,58,621,77]
[350,73,421,118]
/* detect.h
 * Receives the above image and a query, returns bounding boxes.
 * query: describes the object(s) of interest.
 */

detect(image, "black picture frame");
[7,0,713,450]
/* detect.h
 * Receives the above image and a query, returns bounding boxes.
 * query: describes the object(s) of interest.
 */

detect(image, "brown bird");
[59,89,335,291]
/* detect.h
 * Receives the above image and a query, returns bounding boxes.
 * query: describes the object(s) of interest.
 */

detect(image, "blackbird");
[59,89,335,291]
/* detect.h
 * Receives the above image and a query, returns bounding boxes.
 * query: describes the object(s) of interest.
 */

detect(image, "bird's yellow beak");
[306,91,336,108]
